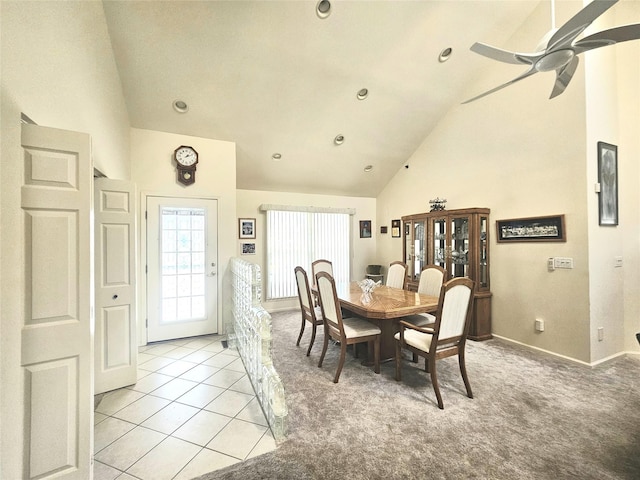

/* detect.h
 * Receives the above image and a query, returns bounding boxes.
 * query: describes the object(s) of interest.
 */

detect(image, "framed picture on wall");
[391,219,401,238]
[380,226,388,234]
[238,218,256,238]
[597,141,618,226]
[241,242,256,255]
[359,220,372,238]
[496,214,566,242]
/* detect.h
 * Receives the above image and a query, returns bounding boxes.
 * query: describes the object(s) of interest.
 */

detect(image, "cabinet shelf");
[402,207,492,341]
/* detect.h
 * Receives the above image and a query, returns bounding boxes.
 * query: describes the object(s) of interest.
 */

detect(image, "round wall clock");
[174,145,199,186]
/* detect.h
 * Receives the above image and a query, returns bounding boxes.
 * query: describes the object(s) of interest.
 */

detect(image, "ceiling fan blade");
[470,42,539,65]
[547,0,618,51]
[574,23,640,54]
[549,56,579,99]
[462,68,537,104]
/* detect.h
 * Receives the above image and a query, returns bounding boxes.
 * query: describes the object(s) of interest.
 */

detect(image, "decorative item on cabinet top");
[429,197,447,211]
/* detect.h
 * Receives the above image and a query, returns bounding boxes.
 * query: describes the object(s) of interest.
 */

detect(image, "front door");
[146,196,219,342]
[20,123,93,478]
[94,178,137,394]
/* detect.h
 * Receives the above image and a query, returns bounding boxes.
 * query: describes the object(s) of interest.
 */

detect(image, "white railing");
[228,258,287,442]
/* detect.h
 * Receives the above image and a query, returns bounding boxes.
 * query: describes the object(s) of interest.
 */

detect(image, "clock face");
[175,146,198,167]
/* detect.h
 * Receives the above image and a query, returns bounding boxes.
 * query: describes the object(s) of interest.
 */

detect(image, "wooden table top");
[334,282,439,320]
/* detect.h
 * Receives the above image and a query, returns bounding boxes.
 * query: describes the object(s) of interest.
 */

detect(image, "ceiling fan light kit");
[463,0,640,104]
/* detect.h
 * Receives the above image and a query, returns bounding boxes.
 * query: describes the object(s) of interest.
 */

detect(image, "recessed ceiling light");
[334,134,344,145]
[364,165,373,172]
[357,88,369,100]
[173,100,189,113]
[316,0,331,19]
[438,47,453,63]
[272,153,282,161]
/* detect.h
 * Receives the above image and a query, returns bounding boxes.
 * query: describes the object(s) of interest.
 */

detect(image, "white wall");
[377,0,640,364]
[378,1,593,362]
[130,128,237,342]
[237,189,377,312]
[0,1,131,477]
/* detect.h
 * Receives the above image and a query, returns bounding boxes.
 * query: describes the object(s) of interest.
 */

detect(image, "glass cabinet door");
[413,220,426,281]
[479,215,489,289]
[450,216,469,278]
[432,217,447,269]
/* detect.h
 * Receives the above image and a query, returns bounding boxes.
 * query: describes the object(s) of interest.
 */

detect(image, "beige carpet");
[196,310,640,480]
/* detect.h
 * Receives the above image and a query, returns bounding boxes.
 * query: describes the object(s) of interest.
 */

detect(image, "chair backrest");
[417,265,446,297]
[315,271,343,336]
[433,277,474,343]
[312,259,333,285]
[294,266,314,314]
[386,261,407,289]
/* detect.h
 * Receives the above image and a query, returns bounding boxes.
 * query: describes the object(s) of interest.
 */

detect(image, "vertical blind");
[265,209,350,299]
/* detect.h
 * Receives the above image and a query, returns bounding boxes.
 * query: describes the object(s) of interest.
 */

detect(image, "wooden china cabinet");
[401,208,491,341]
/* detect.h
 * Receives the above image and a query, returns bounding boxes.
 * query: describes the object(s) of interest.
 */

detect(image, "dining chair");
[316,271,381,383]
[395,277,475,409]
[294,266,324,356]
[385,261,407,289]
[404,265,447,327]
[311,259,333,305]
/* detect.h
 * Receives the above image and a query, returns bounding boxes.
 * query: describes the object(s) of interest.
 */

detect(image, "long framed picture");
[598,141,618,226]
[496,214,566,243]
[238,218,256,239]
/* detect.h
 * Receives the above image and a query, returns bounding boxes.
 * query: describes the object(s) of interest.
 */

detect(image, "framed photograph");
[380,226,388,234]
[240,242,256,255]
[598,141,618,226]
[238,218,256,239]
[359,220,372,238]
[496,214,566,243]
[391,219,401,238]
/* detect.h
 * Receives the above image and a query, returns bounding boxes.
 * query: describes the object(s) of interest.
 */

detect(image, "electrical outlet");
[553,257,574,269]
[535,318,545,332]
[598,327,604,341]
[615,256,623,268]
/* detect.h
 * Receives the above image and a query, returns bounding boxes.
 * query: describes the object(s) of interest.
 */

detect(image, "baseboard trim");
[490,334,636,367]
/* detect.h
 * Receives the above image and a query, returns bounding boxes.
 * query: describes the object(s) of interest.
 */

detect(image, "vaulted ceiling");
[103,0,541,197]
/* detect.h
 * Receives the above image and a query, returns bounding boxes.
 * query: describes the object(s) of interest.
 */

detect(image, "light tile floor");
[94,335,277,480]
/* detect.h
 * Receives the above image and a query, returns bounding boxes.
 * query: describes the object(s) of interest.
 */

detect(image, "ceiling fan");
[463,0,640,104]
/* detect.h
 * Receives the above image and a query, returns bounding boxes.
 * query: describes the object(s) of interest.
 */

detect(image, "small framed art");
[391,219,401,238]
[241,242,256,255]
[359,220,372,238]
[238,218,256,239]
[380,226,388,234]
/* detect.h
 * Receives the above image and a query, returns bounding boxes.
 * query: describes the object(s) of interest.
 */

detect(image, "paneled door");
[147,196,218,342]
[94,178,137,394]
[20,123,93,478]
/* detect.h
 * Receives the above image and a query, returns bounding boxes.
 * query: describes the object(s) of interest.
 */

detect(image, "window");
[265,208,351,299]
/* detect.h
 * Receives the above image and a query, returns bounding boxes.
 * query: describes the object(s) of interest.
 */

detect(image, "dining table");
[331,281,439,361]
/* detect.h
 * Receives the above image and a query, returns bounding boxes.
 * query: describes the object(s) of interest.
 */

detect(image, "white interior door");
[147,196,218,342]
[94,178,137,394]
[20,123,93,478]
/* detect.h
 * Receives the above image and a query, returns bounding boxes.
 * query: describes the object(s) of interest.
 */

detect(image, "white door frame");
[138,192,222,346]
